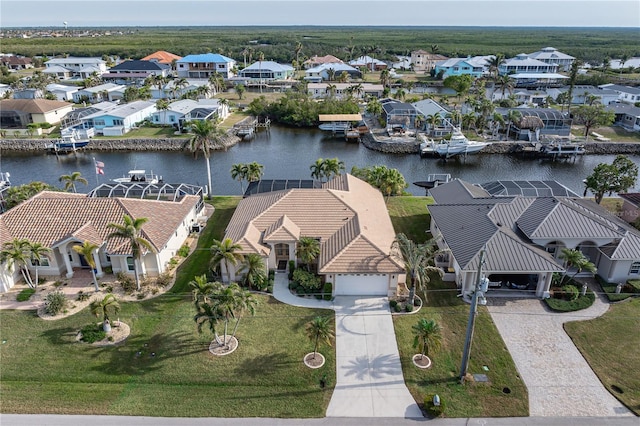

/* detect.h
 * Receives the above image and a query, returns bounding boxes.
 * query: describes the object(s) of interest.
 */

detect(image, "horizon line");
[4,25,639,29]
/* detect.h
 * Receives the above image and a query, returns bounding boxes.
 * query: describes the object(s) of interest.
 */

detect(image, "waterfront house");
[381,98,418,129]
[44,57,107,79]
[149,79,210,100]
[0,99,73,129]
[508,73,568,89]
[303,55,344,69]
[605,102,640,132]
[11,88,43,100]
[412,99,452,135]
[500,54,558,75]
[0,191,203,293]
[46,83,79,102]
[307,82,383,99]
[599,84,640,105]
[410,50,448,74]
[72,83,126,104]
[434,56,488,79]
[141,50,182,65]
[556,85,619,105]
[527,47,575,72]
[496,107,572,140]
[349,55,387,71]
[222,174,404,296]
[79,100,156,136]
[0,55,33,70]
[304,63,362,82]
[428,179,640,299]
[176,53,236,79]
[151,99,228,129]
[103,60,171,85]
[43,65,72,80]
[238,61,295,82]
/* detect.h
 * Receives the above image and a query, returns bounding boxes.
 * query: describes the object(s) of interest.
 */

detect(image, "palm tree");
[239,253,267,290]
[566,60,581,115]
[194,300,224,346]
[210,238,244,283]
[90,293,120,331]
[326,67,336,82]
[310,158,326,181]
[558,248,583,285]
[426,113,442,135]
[72,241,100,291]
[296,237,320,272]
[173,77,189,99]
[188,119,226,198]
[619,53,629,75]
[391,233,441,305]
[189,274,218,307]
[412,318,442,361]
[496,75,514,99]
[228,285,258,341]
[506,110,522,140]
[230,163,248,193]
[245,161,264,183]
[487,54,505,81]
[106,214,155,291]
[58,171,88,193]
[235,83,246,100]
[258,51,265,93]
[0,238,37,288]
[570,256,597,283]
[294,42,303,71]
[27,241,51,288]
[155,99,170,126]
[366,98,383,117]
[394,88,407,101]
[322,157,345,181]
[306,316,334,360]
[380,69,391,88]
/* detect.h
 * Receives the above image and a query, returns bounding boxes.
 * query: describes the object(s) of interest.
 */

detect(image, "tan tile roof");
[304,55,344,65]
[1,191,199,255]
[225,174,402,274]
[141,50,182,64]
[0,99,72,114]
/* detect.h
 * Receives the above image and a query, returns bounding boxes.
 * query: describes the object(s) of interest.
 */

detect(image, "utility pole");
[459,248,486,384]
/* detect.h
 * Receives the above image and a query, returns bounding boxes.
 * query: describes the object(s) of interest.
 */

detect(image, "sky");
[2,0,639,28]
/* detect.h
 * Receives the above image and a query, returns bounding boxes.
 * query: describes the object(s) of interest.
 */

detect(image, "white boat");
[420,128,491,158]
[318,122,351,132]
[0,172,10,190]
[112,170,162,184]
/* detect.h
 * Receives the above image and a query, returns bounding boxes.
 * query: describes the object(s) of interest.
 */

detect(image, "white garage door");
[334,274,389,296]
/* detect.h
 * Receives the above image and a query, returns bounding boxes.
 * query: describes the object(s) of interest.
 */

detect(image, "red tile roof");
[141,51,182,64]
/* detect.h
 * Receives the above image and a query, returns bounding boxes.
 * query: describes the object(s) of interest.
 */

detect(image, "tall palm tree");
[487,54,505,81]
[106,214,155,291]
[566,60,581,115]
[210,238,244,283]
[230,163,248,193]
[239,253,267,290]
[72,241,101,291]
[228,285,258,341]
[296,237,320,272]
[173,77,189,99]
[496,75,514,99]
[245,161,264,183]
[306,316,334,360]
[90,293,120,331]
[558,248,584,285]
[59,171,88,193]
[394,88,407,101]
[322,158,345,181]
[310,158,326,181]
[391,233,441,305]
[189,274,219,307]
[188,119,226,198]
[619,53,629,75]
[0,238,37,288]
[412,318,442,361]
[194,300,224,346]
[426,113,442,134]
[27,241,51,288]
[570,256,597,283]
[294,42,303,71]
[506,110,522,140]
[258,51,265,93]
[379,69,391,88]
[155,99,170,126]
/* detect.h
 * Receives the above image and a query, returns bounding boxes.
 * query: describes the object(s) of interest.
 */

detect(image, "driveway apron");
[487,297,632,417]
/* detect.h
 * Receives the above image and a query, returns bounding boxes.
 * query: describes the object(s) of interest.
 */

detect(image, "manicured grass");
[94,127,187,139]
[394,279,528,418]
[0,195,335,417]
[564,298,640,415]
[16,287,36,302]
[544,289,595,312]
[387,196,433,244]
[388,196,528,417]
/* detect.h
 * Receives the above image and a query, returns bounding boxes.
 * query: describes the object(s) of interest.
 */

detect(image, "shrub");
[155,272,172,288]
[624,279,640,293]
[16,288,35,302]
[177,244,190,257]
[288,260,296,280]
[424,395,446,418]
[562,285,580,301]
[116,272,136,294]
[394,304,402,312]
[76,291,90,302]
[323,282,332,300]
[292,269,322,293]
[389,300,398,308]
[80,324,106,343]
[44,291,67,316]
[545,289,596,312]
[405,304,414,313]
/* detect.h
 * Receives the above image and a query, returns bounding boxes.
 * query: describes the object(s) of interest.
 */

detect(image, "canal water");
[1,124,637,196]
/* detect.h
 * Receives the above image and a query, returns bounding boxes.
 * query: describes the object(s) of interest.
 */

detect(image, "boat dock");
[234,117,271,139]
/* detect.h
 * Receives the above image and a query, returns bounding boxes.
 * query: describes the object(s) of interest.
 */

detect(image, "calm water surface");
[2,125,637,196]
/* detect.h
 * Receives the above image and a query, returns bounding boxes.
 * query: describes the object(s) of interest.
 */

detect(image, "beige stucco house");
[223,174,404,296]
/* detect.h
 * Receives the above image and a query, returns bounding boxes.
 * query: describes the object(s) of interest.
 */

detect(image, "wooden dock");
[234,118,271,139]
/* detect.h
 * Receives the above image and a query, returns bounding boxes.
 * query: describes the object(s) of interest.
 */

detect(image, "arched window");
[630,261,640,275]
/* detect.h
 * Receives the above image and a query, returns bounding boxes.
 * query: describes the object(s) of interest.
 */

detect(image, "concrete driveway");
[272,274,422,418]
[487,294,632,417]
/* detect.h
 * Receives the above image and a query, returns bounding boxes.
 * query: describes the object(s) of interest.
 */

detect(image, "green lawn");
[564,298,640,415]
[0,196,335,417]
[389,196,528,418]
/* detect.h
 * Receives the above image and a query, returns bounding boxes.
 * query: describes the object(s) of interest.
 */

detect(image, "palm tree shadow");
[341,354,403,381]
[41,326,82,345]
[233,352,296,379]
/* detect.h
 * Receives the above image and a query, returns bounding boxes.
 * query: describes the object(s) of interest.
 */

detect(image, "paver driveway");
[487,296,632,417]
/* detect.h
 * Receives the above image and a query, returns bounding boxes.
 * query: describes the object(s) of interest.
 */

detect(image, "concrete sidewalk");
[272,273,422,418]
[487,287,632,417]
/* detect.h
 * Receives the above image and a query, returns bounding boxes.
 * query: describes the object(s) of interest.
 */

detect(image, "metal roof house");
[527,47,575,72]
[238,61,294,81]
[428,179,640,299]
[499,54,558,75]
[176,53,236,79]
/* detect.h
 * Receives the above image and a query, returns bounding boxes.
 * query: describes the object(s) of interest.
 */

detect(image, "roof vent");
[497,222,502,227]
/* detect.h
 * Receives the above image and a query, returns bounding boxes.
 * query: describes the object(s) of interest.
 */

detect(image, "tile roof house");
[141,50,182,65]
[410,50,448,74]
[0,191,203,293]
[428,179,640,299]
[223,174,404,296]
[0,99,73,128]
[0,55,33,70]
[349,56,388,71]
[303,55,344,70]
